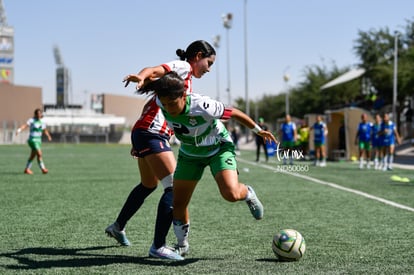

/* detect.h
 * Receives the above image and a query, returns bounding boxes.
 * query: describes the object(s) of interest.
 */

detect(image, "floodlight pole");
[244,0,249,117]
[392,31,399,122]
[222,13,232,106]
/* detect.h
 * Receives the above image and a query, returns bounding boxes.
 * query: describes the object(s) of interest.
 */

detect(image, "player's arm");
[293,125,298,142]
[394,128,401,144]
[123,65,167,90]
[15,123,28,136]
[43,129,52,141]
[229,108,277,144]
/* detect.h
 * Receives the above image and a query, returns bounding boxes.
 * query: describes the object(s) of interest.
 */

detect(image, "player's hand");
[258,130,278,144]
[123,74,144,90]
[130,148,139,159]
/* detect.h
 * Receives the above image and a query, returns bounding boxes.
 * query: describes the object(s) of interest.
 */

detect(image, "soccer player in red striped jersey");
[105,40,216,260]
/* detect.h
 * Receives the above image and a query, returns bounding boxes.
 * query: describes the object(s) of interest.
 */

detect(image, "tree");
[354,18,414,108]
[234,18,414,126]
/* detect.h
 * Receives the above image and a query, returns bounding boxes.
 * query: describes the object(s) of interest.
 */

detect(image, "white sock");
[38,160,46,169]
[389,155,394,167]
[160,173,173,189]
[383,155,388,166]
[244,185,254,201]
[173,220,190,247]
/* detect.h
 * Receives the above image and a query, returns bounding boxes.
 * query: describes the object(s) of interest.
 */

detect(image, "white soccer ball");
[272,229,306,261]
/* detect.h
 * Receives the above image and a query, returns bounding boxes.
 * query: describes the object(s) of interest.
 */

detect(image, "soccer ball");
[272,229,306,261]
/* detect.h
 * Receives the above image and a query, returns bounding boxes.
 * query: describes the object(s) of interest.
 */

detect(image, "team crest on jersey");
[188,117,197,126]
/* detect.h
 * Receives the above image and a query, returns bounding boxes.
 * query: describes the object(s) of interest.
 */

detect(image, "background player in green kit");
[16,108,52,174]
[139,71,278,258]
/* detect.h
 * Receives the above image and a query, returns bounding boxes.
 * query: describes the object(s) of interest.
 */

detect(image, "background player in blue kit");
[310,115,328,167]
[279,114,297,165]
[371,114,383,170]
[355,113,373,169]
[380,113,401,171]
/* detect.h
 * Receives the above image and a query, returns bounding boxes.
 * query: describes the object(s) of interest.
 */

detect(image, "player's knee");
[220,188,242,202]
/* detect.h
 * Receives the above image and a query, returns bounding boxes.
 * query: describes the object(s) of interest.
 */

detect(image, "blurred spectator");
[373,95,384,111]
[255,117,269,162]
[310,115,328,167]
[230,125,240,154]
[401,101,413,141]
[297,122,309,159]
[279,114,297,165]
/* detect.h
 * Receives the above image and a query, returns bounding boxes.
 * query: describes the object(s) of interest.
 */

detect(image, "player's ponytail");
[176,40,216,61]
[176,49,187,61]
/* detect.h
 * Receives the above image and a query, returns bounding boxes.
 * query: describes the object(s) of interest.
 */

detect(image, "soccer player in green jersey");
[139,71,277,257]
[16,108,52,174]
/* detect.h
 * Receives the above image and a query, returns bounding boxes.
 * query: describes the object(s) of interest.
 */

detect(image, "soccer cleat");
[246,186,264,220]
[105,223,130,246]
[174,243,190,257]
[24,168,33,175]
[41,168,48,174]
[149,244,184,261]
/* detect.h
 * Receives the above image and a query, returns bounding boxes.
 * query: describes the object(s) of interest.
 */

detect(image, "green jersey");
[26,118,46,143]
[157,93,233,157]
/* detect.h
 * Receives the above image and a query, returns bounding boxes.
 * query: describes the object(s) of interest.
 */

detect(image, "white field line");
[238,159,414,213]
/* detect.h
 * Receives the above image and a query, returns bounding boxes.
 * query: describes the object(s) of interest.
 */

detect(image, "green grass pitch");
[0,144,413,274]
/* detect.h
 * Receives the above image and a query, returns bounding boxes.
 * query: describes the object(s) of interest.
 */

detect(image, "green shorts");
[358,141,371,150]
[28,140,41,151]
[174,142,237,181]
[281,141,295,148]
[314,141,325,147]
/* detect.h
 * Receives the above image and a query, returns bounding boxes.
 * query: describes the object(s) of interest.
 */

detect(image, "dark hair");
[34,108,42,116]
[139,71,185,100]
[176,40,216,61]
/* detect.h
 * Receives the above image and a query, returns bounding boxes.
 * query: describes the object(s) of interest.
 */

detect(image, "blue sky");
[5,0,414,107]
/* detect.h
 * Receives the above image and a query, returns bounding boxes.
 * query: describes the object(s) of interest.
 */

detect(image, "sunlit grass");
[1,144,413,274]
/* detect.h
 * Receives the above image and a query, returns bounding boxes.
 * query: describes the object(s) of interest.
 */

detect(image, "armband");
[251,124,262,134]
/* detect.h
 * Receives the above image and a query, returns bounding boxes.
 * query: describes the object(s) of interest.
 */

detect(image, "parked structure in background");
[53,45,71,108]
[0,0,14,84]
[0,1,148,145]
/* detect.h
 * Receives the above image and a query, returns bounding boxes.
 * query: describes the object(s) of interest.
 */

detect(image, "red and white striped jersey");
[132,60,192,137]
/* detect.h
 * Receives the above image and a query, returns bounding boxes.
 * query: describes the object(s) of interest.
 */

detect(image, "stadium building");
[0,1,147,144]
